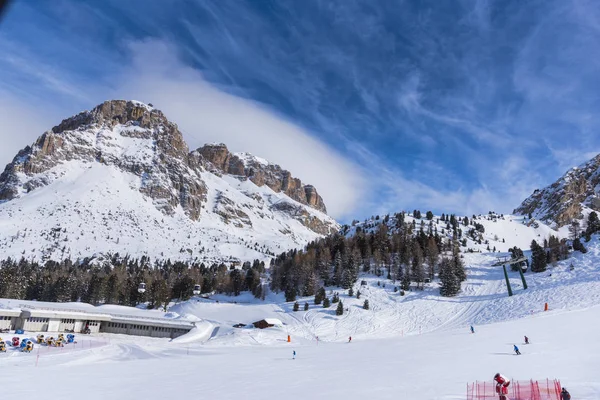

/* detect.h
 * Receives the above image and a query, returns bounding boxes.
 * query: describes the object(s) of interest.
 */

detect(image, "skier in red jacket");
[494,373,510,400]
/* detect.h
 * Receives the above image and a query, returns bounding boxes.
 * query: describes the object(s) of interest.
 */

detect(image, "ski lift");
[137,282,146,294]
[193,284,201,295]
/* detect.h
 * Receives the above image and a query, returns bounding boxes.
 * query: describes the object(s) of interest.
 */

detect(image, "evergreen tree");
[314,287,325,305]
[323,297,331,308]
[426,211,434,220]
[293,301,299,312]
[363,299,370,310]
[439,258,460,297]
[304,302,309,311]
[336,300,344,316]
[530,240,547,273]
[568,220,581,240]
[452,241,466,282]
[400,269,411,291]
[356,289,361,299]
[332,292,339,303]
[586,211,600,236]
[285,286,297,302]
[573,238,587,253]
[348,287,354,297]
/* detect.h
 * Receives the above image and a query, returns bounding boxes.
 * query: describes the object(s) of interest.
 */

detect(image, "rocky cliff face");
[0,100,206,220]
[196,143,327,213]
[514,154,600,227]
[0,100,339,262]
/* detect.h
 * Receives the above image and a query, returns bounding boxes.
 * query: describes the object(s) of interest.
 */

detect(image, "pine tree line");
[270,220,461,300]
[0,255,267,308]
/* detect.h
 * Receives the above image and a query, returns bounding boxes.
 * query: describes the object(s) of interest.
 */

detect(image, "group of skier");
[471,327,571,397]
[471,325,528,355]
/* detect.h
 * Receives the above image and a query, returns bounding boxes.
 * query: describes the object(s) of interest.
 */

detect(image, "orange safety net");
[466,379,561,400]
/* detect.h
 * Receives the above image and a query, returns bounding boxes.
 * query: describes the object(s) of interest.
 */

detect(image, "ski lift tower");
[491,255,528,297]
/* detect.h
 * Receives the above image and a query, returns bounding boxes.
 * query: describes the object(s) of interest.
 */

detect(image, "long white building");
[0,306,195,339]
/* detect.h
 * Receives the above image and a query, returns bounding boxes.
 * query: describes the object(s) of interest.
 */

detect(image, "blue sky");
[1,0,600,222]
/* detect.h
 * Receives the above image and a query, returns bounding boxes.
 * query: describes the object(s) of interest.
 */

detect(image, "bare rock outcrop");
[514,154,600,227]
[196,143,327,214]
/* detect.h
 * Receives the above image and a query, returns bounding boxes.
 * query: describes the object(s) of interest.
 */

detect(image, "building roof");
[0,308,22,317]
[20,309,112,321]
[263,318,283,326]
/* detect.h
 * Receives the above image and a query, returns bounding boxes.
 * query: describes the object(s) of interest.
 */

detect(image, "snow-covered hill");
[0,100,338,263]
[342,211,564,253]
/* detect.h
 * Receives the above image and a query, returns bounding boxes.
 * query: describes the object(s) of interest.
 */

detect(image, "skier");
[560,387,571,400]
[470,325,475,334]
[348,336,352,343]
[514,344,521,355]
[524,335,529,344]
[494,373,510,400]
[292,350,296,360]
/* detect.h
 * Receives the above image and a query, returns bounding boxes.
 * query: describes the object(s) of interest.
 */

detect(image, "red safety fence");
[467,379,561,400]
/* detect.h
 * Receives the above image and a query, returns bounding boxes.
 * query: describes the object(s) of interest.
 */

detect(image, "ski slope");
[1,304,598,399]
[1,236,600,398]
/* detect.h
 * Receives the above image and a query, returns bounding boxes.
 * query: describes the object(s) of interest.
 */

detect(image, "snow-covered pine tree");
[293,301,299,311]
[336,300,344,316]
[363,299,370,310]
[323,297,331,308]
[452,240,466,282]
[332,292,339,303]
[439,258,460,297]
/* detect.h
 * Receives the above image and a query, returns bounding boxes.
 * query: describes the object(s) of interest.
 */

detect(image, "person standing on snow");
[524,335,529,344]
[494,373,510,400]
[348,336,352,343]
[470,325,475,334]
[514,344,521,355]
[560,387,571,400]
[292,350,296,360]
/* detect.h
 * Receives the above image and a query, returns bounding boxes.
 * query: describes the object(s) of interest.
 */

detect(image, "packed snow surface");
[1,233,600,398]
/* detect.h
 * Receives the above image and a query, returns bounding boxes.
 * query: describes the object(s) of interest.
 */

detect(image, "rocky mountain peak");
[196,143,327,213]
[0,100,338,262]
[514,154,600,227]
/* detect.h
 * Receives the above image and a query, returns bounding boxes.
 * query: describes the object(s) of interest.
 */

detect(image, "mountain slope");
[514,154,600,228]
[0,100,338,263]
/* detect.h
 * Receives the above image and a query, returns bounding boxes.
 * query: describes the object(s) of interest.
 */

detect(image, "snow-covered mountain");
[514,154,600,228]
[0,100,338,263]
